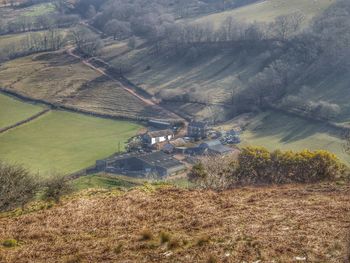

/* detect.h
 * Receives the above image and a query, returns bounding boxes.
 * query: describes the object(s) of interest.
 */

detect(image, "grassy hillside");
[240,111,350,165]
[193,0,336,27]
[0,110,141,175]
[0,93,44,128]
[101,43,263,104]
[0,51,176,120]
[0,183,349,262]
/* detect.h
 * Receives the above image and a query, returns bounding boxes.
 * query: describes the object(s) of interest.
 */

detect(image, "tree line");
[0,28,66,61]
[65,0,349,122]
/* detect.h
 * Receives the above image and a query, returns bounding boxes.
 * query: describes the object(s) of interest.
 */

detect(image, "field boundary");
[0,108,50,133]
[0,88,182,124]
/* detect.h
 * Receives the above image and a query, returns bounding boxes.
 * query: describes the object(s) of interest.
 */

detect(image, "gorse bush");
[189,147,345,189]
[236,147,343,184]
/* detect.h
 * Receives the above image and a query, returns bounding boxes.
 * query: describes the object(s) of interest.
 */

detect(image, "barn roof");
[109,151,184,170]
[147,129,173,138]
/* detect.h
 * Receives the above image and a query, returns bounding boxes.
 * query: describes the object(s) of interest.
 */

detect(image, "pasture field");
[0,93,44,128]
[0,51,176,120]
[24,2,55,17]
[0,110,142,175]
[240,111,350,165]
[0,2,55,23]
[193,0,336,27]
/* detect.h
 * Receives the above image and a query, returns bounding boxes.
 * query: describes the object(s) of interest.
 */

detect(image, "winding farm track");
[67,48,156,106]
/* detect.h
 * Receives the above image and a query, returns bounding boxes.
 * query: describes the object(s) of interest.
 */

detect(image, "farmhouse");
[97,151,186,177]
[188,121,208,139]
[144,129,174,145]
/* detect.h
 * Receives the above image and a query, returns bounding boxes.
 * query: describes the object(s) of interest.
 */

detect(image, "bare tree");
[104,19,131,40]
[0,162,39,212]
[270,12,305,40]
[71,26,104,57]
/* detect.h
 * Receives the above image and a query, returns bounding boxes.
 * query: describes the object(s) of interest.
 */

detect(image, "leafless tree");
[0,162,39,212]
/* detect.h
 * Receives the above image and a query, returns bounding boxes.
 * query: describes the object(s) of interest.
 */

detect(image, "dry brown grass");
[0,51,175,120]
[0,183,349,262]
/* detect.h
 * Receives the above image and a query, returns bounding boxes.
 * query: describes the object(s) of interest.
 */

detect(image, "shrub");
[236,147,343,185]
[42,175,72,204]
[189,147,345,189]
[2,239,18,248]
[0,162,39,212]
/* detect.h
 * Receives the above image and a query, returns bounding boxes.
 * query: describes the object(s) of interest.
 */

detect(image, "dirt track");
[66,48,185,125]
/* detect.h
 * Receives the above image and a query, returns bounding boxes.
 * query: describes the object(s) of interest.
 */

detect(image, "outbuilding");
[97,151,186,177]
[143,129,174,145]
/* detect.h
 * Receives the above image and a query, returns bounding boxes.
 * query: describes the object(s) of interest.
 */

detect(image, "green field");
[0,110,141,175]
[24,3,55,17]
[0,93,44,128]
[241,111,350,165]
[193,0,336,27]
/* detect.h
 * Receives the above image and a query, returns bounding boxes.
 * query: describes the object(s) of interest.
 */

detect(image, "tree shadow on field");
[250,111,344,144]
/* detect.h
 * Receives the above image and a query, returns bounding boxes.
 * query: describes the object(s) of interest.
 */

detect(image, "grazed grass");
[192,0,336,28]
[23,3,55,17]
[0,183,348,262]
[240,111,350,165]
[0,93,44,128]
[0,110,141,175]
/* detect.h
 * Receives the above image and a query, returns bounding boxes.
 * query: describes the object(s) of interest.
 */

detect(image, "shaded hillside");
[0,184,349,262]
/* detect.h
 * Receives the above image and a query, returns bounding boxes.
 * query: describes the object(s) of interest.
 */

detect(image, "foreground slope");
[0,184,349,262]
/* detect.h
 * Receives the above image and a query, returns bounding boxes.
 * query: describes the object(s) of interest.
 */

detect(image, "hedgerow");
[189,147,346,189]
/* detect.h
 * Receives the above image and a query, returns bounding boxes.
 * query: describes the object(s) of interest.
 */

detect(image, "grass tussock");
[2,239,18,248]
[0,184,349,262]
[139,229,153,241]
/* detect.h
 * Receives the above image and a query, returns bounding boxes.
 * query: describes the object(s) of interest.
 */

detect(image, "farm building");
[148,120,172,129]
[188,121,208,139]
[143,129,174,145]
[96,151,186,177]
[183,140,234,156]
[199,139,233,155]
